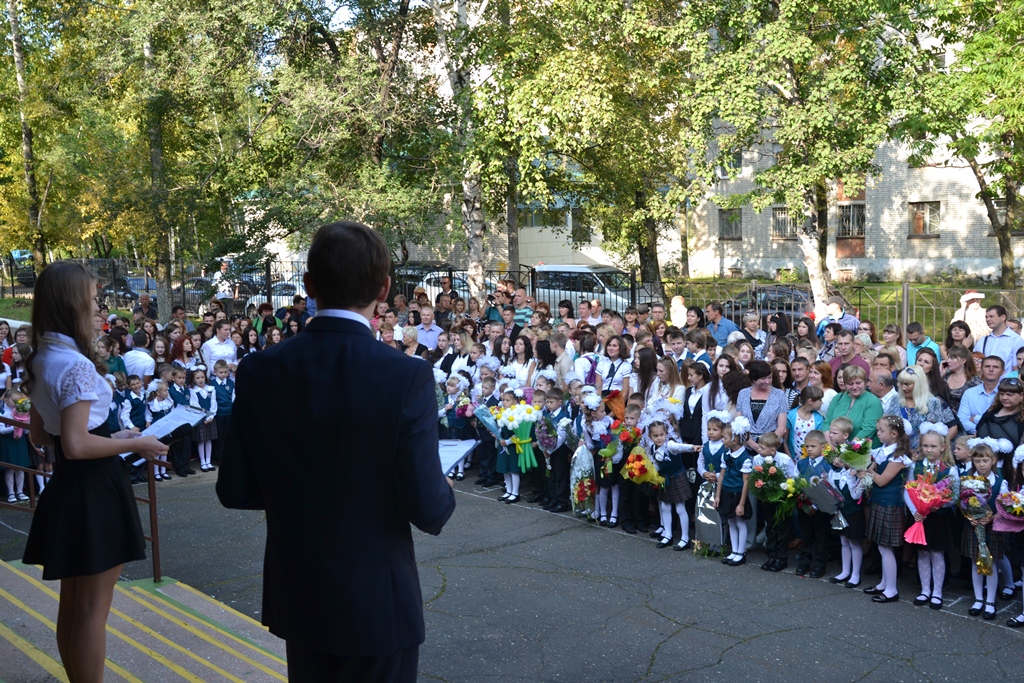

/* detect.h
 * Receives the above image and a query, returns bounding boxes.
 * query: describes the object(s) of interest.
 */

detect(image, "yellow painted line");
[0,561,229,683]
[0,619,70,682]
[0,586,141,683]
[121,586,287,681]
[167,581,271,632]
[131,586,286,666]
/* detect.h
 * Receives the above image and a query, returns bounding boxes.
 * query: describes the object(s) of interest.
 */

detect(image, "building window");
[993,198,1024,234]
[718,208,741,240]
[837,204,866,237]
[908,201,940,236]
[771,207,799,239]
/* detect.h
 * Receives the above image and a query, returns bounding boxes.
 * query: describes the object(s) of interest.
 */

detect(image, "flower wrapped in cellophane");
[569,443,597,519]
[993,491,1024,533]
[473,405,502,440]
[960,475,994,575]
[619,446,665,489]
[904,473,955,545]
[497,401,541,471]
[837,439,872,470]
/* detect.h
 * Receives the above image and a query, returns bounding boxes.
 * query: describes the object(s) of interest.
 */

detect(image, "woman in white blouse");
[598,335,631,396]
[22,262,167,682]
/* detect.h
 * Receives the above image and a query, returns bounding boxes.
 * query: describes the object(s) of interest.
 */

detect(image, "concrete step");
[0,560,286,683]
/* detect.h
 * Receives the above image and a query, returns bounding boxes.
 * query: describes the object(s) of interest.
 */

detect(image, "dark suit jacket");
[505,324,522,345]
[217,315,456,657]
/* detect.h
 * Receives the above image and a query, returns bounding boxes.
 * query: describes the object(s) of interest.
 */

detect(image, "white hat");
[960,290,984,304]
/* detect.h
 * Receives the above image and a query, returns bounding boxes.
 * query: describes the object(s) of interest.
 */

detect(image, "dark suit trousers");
[547,446,570,505]
[285,642,418,683]
[759,500,792,562]
[797,508,830,571]
[476,437,497,478]
[213,415,230,463]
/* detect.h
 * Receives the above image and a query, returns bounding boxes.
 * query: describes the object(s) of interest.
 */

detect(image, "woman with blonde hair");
[893,365,957,449]
[22,262,168,681]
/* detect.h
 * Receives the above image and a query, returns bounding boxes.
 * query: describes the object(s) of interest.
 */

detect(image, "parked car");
[172,277,215,316]
[98,277,159,311]
[722,285,855,327]
[419,272,501,305]
[531,264,635,314]
[267,279,308,313]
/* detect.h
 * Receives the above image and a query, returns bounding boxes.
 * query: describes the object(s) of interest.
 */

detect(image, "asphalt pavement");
[2,474,1023,682]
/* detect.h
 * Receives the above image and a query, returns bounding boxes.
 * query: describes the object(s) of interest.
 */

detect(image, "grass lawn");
[0,298,32,322]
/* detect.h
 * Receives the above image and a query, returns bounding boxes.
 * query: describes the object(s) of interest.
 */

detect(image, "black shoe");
[726,554,746,566]
[636,524,648,534]
[673,540,691,552]
[1007,615,1024,627]
[207,465,216,472]
[505,495,520,504]
[455,472,465,481]
[526,493,544,503]
[186,468,196,474]
[176,469,189,477]
[913,594,930,606]
[930,598,944,610]
[474,477,487,486]
[808,570,824,579]
[770,561,788,573]
[656,537,672,548]
[1001,587,1016,601]
[872,593,899,603]
[607,517,618,529]
[550,503,570,513]
[622,523,637,535]
[498,492,510,501]
[761,560,775,571]
[983,601,997,620]
[968,601,984,616]
[795,565,809,577]
[844,580,860,589]
[542,501,558,511]
[721,555,734,565]
[829,576,848,584]
[863,587,884,595]
[599,517,609,527]
[649,529,664,539]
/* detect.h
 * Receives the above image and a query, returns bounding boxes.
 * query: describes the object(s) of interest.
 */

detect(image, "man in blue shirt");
[957,356,1004,434]
[816,296,859,338]
[415,305,442,350]
[973,305,1024,372]
[905,322,941,366]
[704,302,739,348]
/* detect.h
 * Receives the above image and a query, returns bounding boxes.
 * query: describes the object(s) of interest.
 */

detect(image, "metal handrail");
[0,460,163,582]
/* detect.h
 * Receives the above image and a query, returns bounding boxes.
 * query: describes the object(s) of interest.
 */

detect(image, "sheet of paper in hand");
[440,439,478,475]
[122,406,208,465]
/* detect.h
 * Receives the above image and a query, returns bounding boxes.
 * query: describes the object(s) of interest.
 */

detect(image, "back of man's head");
[132,330,149,347]
[307,221,390,309]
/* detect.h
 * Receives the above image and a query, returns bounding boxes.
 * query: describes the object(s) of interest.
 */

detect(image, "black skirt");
[717,489,752,520]
[23,424,146,580]
[838,505,867,542]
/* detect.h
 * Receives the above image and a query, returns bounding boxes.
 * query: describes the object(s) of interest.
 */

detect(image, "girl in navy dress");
[146,381,175,481]
[715,416,753,566]
[907,423,960,610]
[0,391,31,502]
[864,414,913,603]
[962,441,1009,620]
[189,368,218,472]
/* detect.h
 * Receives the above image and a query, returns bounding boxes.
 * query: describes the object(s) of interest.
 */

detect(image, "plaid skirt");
[867,503,906,547]
[192,418,218,443]
[961,523,1005,561]
[659,473,693,504]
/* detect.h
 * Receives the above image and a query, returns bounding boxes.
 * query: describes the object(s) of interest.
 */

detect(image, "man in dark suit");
[501,305,522,345]
[217,221,456,682]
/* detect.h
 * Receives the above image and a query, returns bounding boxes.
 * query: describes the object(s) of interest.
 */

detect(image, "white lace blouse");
[30,332,112,434]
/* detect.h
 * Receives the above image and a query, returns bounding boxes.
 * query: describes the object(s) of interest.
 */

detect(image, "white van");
[531,264,635,313]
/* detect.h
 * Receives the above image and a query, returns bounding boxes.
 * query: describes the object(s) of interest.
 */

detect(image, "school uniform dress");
[697,441,725,483]
[908,460,960,551]
[190,385,219,442]
[22,333,146,580]
[0,405,31,471]
[961,471,1009,561]
[442,395,472,441]
[587,417,620,487]
[212,376,235,461]
[146,396,174,425]
[654,442,692,504]
[866,444,912,548]
[828,468,866,541]
[717,448,753,520]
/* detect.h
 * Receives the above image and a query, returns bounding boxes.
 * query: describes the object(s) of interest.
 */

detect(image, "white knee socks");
[597,487,609,519]
[675,503,690,543]
[503,473,513,494]
[510,473,520,496]
[610,485,620,519]
[198,440,212,467]
[658,502,672,539]
[878,545,898,598]
[727,518,747,557]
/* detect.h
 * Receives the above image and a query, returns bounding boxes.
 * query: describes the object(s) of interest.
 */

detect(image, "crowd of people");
[4,276,1024,628]
[387,281,1024,627]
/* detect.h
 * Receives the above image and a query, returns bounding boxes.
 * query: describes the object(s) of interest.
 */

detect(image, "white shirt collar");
[315,308,372,330]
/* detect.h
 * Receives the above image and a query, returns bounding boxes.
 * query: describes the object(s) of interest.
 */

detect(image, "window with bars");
[908,201,940,236]
[837,204,866,237]
[771,207,799,239]
[718,208,742,240]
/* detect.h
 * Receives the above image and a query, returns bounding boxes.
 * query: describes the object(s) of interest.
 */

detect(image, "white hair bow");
[918,422,948,437]
[730,416,752,437]
[583,394,603,410]
[706,410,732,424]
[1014,444,1024,469]
[433,368,447,385]
[902,418,914,436]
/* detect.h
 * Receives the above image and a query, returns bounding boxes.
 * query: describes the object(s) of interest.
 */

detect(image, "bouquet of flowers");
[11,396,30,439]
[560,417,580,453]
[960,475,994,575]
[993,491,1024,533]
[837,439,872,470]
[569,443,597,518]
[803,476,848,529]
[455,397,478,419]
[498,402,541,471]
[597,419,640,475]
[435,383,448,430]
[536,414,560,455]
[750,458,806,523]
[903,473,955,545]
[619,446,665,489]
[473,405,502,440]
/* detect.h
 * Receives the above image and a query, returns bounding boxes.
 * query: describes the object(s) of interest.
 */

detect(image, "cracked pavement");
[2,476,1022,682]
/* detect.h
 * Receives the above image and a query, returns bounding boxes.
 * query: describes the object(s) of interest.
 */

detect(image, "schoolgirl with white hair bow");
[905,422,960,610]
[715,415,754,567]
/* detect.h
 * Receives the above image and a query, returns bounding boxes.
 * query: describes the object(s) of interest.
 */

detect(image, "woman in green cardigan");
[821,365,882,441]
[96,336,127,376]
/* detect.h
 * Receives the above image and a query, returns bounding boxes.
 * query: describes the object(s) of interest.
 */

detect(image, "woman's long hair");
[878,413,913,460]
[25,262,103,394]
[708,354,740,405]
[634,346,658,399]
